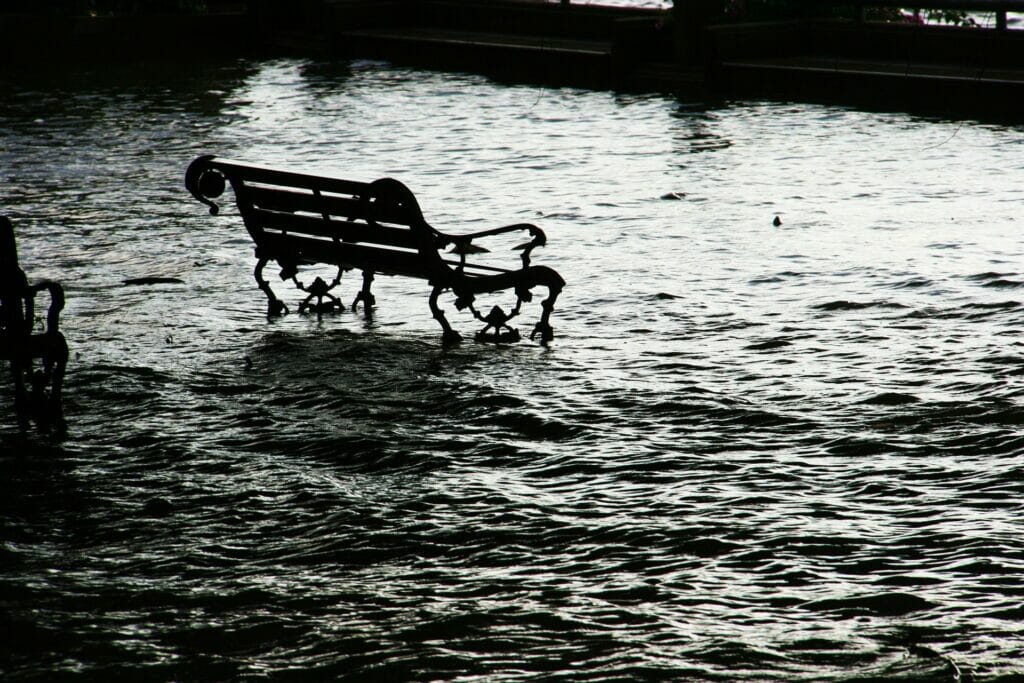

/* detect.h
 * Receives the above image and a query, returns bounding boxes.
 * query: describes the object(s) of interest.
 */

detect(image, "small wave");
[814,300,908,311]
[646,399,713,417]
[859,392,920,406]
[823,436,903,457]
[746,338,792,350]
[590,583,665,605]
[187,382,266,397]
[889,277,934,289]
[978,355,1024,368]
[983,606,1024,620]
[674,536,745,558]
[488,410,585,441]
[801,592,934,616]
[963,300,1020,309]
[966,271,1017,282]
[960,300,1021,319]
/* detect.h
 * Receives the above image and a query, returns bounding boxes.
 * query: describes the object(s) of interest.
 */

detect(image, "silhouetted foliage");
[706,0,976,25]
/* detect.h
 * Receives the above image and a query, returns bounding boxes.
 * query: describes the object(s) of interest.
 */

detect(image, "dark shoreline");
[3,1,1022,120]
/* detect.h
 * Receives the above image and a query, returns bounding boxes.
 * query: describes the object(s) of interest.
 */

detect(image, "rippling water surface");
[2,58,1023,681]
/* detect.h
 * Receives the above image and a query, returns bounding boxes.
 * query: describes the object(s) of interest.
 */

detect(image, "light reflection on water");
[1,57,1023,681]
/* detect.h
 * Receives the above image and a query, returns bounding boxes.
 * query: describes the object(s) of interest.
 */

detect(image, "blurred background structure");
[2,0,1022,115]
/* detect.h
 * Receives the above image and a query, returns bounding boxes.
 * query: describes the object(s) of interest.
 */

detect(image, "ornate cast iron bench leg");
[47,336,68,421]
[429,285,462,346]
[531,291,560,343]
[529,270,564,344]
[27,334,67,424]
[296,271,344,322]
[4,315,68,426]
[254,257,288,318]
[475,304,522,344]
[351,270,376,316]
[9,358,30,418]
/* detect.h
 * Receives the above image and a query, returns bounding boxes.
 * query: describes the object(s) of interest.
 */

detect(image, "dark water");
[2,58,1023,681]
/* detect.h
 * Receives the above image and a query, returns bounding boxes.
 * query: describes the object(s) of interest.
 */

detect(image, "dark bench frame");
[185,156,565,344]
[0,216,68,424]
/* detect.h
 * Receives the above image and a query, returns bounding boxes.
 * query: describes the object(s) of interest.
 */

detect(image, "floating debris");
[142,498,173,516]
[122,277,184,286]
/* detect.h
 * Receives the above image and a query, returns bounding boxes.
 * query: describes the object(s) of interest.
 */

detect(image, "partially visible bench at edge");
[185,156,565,345]
[0,216,68,425]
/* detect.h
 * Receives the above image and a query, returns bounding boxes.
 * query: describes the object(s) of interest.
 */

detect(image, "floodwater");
[2,57,1022,681]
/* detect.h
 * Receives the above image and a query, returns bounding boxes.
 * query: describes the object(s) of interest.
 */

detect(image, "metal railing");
[820,0,1023,29]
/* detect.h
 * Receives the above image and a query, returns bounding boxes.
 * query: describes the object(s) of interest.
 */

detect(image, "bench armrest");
[438,223,548,268]
[27,280,65,334]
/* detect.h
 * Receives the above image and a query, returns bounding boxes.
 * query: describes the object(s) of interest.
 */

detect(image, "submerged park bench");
[185,156,565,344]
[0,217,68,424]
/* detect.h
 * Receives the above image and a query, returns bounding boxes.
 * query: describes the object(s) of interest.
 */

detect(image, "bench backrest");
[0,216,32,335]
[185,156,449,281]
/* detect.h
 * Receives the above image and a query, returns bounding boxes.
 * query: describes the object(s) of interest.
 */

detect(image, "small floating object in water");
[773,215,782,227]
[122,277,184,286]
[660,192,686,200]
[860,392,920,406]
[142,497,173,516]
[747,338,791,350]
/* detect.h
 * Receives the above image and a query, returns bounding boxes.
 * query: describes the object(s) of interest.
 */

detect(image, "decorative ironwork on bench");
[0,216,68,427]
[185,155,565,345]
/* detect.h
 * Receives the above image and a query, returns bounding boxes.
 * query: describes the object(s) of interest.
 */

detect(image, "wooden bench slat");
[261,232,432,279]
[260,231,517,280]
[246,185,365,219]
[217,159,370,197]
[244,185,427,237]
[252,208,423,251]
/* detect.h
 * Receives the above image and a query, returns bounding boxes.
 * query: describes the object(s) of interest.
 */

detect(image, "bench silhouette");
[0,217,68,424]
[185,156,564,344]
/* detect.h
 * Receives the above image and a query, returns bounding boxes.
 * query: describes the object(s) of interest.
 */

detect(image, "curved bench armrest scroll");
[185,154,225,215]
[29,280,65,333]
[436,223,547,268]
